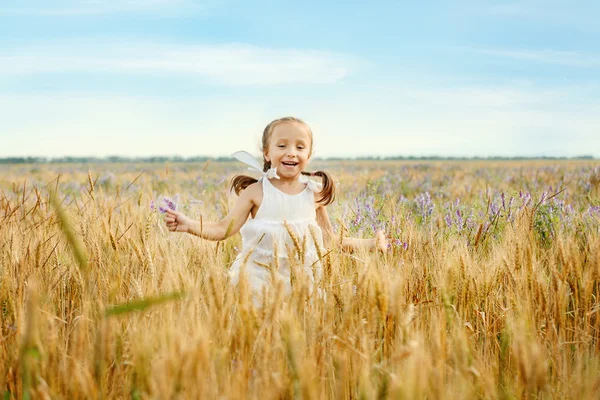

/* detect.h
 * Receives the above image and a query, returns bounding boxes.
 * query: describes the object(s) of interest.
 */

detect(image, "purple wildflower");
[490,202,499,218]
[163,197,177,211]
[444,214,453,227]
[585,206,600,224]
[520,191,532,208]
[456,209,464,231]
[151,194,180,214]
[415,192,435,222]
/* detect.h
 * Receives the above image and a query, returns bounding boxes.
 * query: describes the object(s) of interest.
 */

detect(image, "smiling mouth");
[282,161,298,167]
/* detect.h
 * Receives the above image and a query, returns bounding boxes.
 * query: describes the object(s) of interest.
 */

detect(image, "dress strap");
[232,151,280,180]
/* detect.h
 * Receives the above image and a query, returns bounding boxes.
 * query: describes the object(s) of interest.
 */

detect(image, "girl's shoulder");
[244,180,262,189]
[239,180,263,203]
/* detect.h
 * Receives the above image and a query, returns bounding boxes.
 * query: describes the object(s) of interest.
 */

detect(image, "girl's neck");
[269,175,305,194]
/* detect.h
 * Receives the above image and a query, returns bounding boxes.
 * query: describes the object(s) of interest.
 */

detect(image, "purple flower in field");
[346,194,388,234]
[519,191,532,208]
[554,202,576,229]
[444,214,453,227]
[585,206,600,223]
[388,239,409,251]
[505,200,516,222]
[490,202,499,217]
[456,209,464,231]
[441,197,471,233]
[415,192,435,222]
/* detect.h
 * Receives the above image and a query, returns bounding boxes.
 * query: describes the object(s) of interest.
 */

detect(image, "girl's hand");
[164,209,192,233]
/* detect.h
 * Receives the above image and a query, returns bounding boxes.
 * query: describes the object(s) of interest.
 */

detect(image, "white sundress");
[227,173,325,296]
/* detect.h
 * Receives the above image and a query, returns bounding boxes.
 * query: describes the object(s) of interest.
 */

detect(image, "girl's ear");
[263,150,270,163]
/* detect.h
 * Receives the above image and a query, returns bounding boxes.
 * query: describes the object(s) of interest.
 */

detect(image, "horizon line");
[0,155,597,164]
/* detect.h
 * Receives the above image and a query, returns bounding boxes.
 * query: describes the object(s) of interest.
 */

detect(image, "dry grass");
[1,160,599,399]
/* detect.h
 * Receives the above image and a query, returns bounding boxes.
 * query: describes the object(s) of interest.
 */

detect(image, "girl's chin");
[277,169,301,178]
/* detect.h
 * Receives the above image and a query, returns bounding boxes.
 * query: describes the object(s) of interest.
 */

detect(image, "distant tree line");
[0,155,596,164]
[347,155,597,161]
[0,156,218,164]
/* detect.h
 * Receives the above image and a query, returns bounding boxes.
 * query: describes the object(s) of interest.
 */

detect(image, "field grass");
[1,160,599,399]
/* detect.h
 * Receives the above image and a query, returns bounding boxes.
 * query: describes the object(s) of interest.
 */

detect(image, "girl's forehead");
[270,122,311,142]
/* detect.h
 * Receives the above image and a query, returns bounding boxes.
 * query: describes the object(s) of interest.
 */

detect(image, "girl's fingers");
[165,209,179,218]
[164,209,184,233]
[164,212,179,222]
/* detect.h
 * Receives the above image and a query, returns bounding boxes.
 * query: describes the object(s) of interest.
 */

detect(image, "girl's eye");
[278,145,285,148]
[297,147,304,150]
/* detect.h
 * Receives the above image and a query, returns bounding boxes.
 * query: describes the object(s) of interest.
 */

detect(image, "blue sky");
[1,0,599,158]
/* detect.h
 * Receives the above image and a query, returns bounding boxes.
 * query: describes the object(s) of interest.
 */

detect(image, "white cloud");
[0,41,363,86]
[290,82,600,157]
[459,47,600,68]
[0,94,267,157]
[1,82,599,158]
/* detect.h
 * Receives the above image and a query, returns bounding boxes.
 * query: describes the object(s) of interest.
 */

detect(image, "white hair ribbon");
[299,174,323,193]
[232,151,280,180]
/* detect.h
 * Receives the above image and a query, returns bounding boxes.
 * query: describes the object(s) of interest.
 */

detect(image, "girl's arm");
[316,205,388,252]
[164,183,258,241]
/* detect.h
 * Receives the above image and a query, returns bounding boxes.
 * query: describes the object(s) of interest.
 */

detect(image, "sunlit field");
[1,160,599,399]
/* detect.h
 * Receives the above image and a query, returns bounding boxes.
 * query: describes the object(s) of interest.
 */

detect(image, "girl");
[164,116,387,297]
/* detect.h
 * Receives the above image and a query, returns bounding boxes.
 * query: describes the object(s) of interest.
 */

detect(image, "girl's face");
[264,122,312,180]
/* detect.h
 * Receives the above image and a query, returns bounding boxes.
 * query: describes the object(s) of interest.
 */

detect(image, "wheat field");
[1,160,599,399]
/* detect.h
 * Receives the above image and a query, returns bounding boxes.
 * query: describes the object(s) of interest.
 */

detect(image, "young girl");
[164,117,387,297]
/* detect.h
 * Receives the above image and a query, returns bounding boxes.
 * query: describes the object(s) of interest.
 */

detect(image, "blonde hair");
[231,116,336,205]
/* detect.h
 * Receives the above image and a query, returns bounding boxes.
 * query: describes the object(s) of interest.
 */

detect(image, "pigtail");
[303,170,336,206]
[231,158,271,195]
[230,175,258,195]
